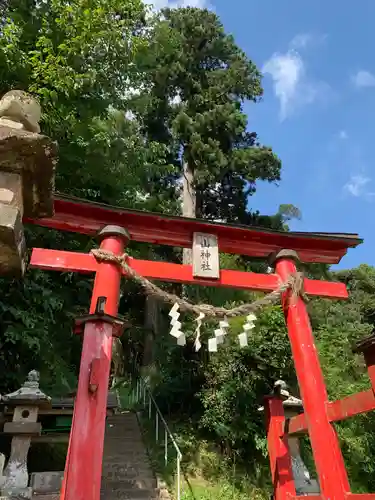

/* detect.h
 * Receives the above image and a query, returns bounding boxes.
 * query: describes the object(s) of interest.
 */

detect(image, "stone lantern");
[281,392,320,494]
[0,90,57,276]
[274,380,320,495]
[0,370,51,499]
[259,380,320,495]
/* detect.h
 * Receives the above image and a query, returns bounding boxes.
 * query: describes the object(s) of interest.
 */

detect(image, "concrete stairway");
[101,412,160,500]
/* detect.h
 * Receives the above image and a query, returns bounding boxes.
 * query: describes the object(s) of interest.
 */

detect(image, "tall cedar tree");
[132,7,281,226]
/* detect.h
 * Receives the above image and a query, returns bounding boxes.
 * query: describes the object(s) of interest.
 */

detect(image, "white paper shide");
[168,303,186,346]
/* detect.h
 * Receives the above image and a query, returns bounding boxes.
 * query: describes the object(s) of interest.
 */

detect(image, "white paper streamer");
[214,329,224,345]
[169,303,183,341]
[194,312,205,352]
[170,321,182,338]
[169,302,179,317]
[177,334,186,346]
[238,313,257,348]
[238,332,248,347]
[208,337,218,352]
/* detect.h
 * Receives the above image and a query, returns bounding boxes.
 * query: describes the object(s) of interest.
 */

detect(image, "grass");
[138,414,270,500]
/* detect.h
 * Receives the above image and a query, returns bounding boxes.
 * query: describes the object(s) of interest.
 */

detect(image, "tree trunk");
[182,159,196,265]
[141,159,195,366]
[142,295,160,367]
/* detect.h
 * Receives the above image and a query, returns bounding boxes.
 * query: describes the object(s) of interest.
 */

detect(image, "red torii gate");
[24,193,373,500]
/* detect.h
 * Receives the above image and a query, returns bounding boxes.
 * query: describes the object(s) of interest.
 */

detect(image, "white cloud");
[290,33,327,50]
[262,50,321,120]
[343,174,371,197]
[338,130,348,139]
[290,34,313,49]
[145,0,208,9]
[263,50,304,121]
[262,34,329,121]
[352,70,375,88]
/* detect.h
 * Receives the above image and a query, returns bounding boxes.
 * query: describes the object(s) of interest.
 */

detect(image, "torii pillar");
[272,249,350,499]
[61,226,129,500]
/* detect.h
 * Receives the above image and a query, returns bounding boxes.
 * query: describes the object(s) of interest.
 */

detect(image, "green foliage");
[132,7,281,223]
[144,263,375,494]
[139,414,270,500]
[199,306,293,458]
[0,0,169,393]
[1,1,375,496]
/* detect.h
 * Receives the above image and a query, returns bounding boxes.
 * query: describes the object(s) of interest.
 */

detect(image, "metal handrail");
[132,377,182,500]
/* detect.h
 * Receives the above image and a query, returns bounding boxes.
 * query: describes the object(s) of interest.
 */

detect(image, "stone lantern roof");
[2,370,51,409]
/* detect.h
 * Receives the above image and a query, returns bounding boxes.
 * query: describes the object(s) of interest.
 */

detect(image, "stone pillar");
[0,370,51,499]
[0,394,6,485]
[276,381,320,495]
[0,90,57,276]
[0,454,4,481]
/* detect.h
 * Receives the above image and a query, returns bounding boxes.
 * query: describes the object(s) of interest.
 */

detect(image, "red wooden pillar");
[274,250,350,500]
[264,396,296,500]
[61,225,129,500]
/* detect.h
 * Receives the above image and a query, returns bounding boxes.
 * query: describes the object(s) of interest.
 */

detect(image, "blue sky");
[152,0,375,270]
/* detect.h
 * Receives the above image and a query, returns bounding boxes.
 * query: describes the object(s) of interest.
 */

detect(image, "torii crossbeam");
[26,194,366,500]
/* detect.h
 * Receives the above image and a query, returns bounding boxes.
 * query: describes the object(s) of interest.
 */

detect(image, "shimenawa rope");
[90,249,307,319]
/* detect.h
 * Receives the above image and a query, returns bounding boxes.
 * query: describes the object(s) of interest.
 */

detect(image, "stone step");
[104,444,146,450]
[104,426,140,432]
[105,428,142,434]
[105,422,140,425]
[103,450,149,457]
[100,484,158,500]
[106,414,138,422]
[103,462,151,470]
[100,474,156,489]
[102,460,153,469]
[103,448,148,453]
[101,473,155,484]
[102,471,154,480]
[104,428,143,435]
[103,461,153,468]
[103,446,148,452]
[105,423,141,429]
[104,436,146,443]
[104,429,145,435]
[106,418,139,421]
[104,450,148,463]
[104,443,148,449]
[105,427,142,432]
[33,496,59,500]
[101,413,160,500]
[102,463,155,473]
[103,454,150,460]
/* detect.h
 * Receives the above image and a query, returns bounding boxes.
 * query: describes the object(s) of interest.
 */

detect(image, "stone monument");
[0,90,57,276]
[273,380,320,495]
